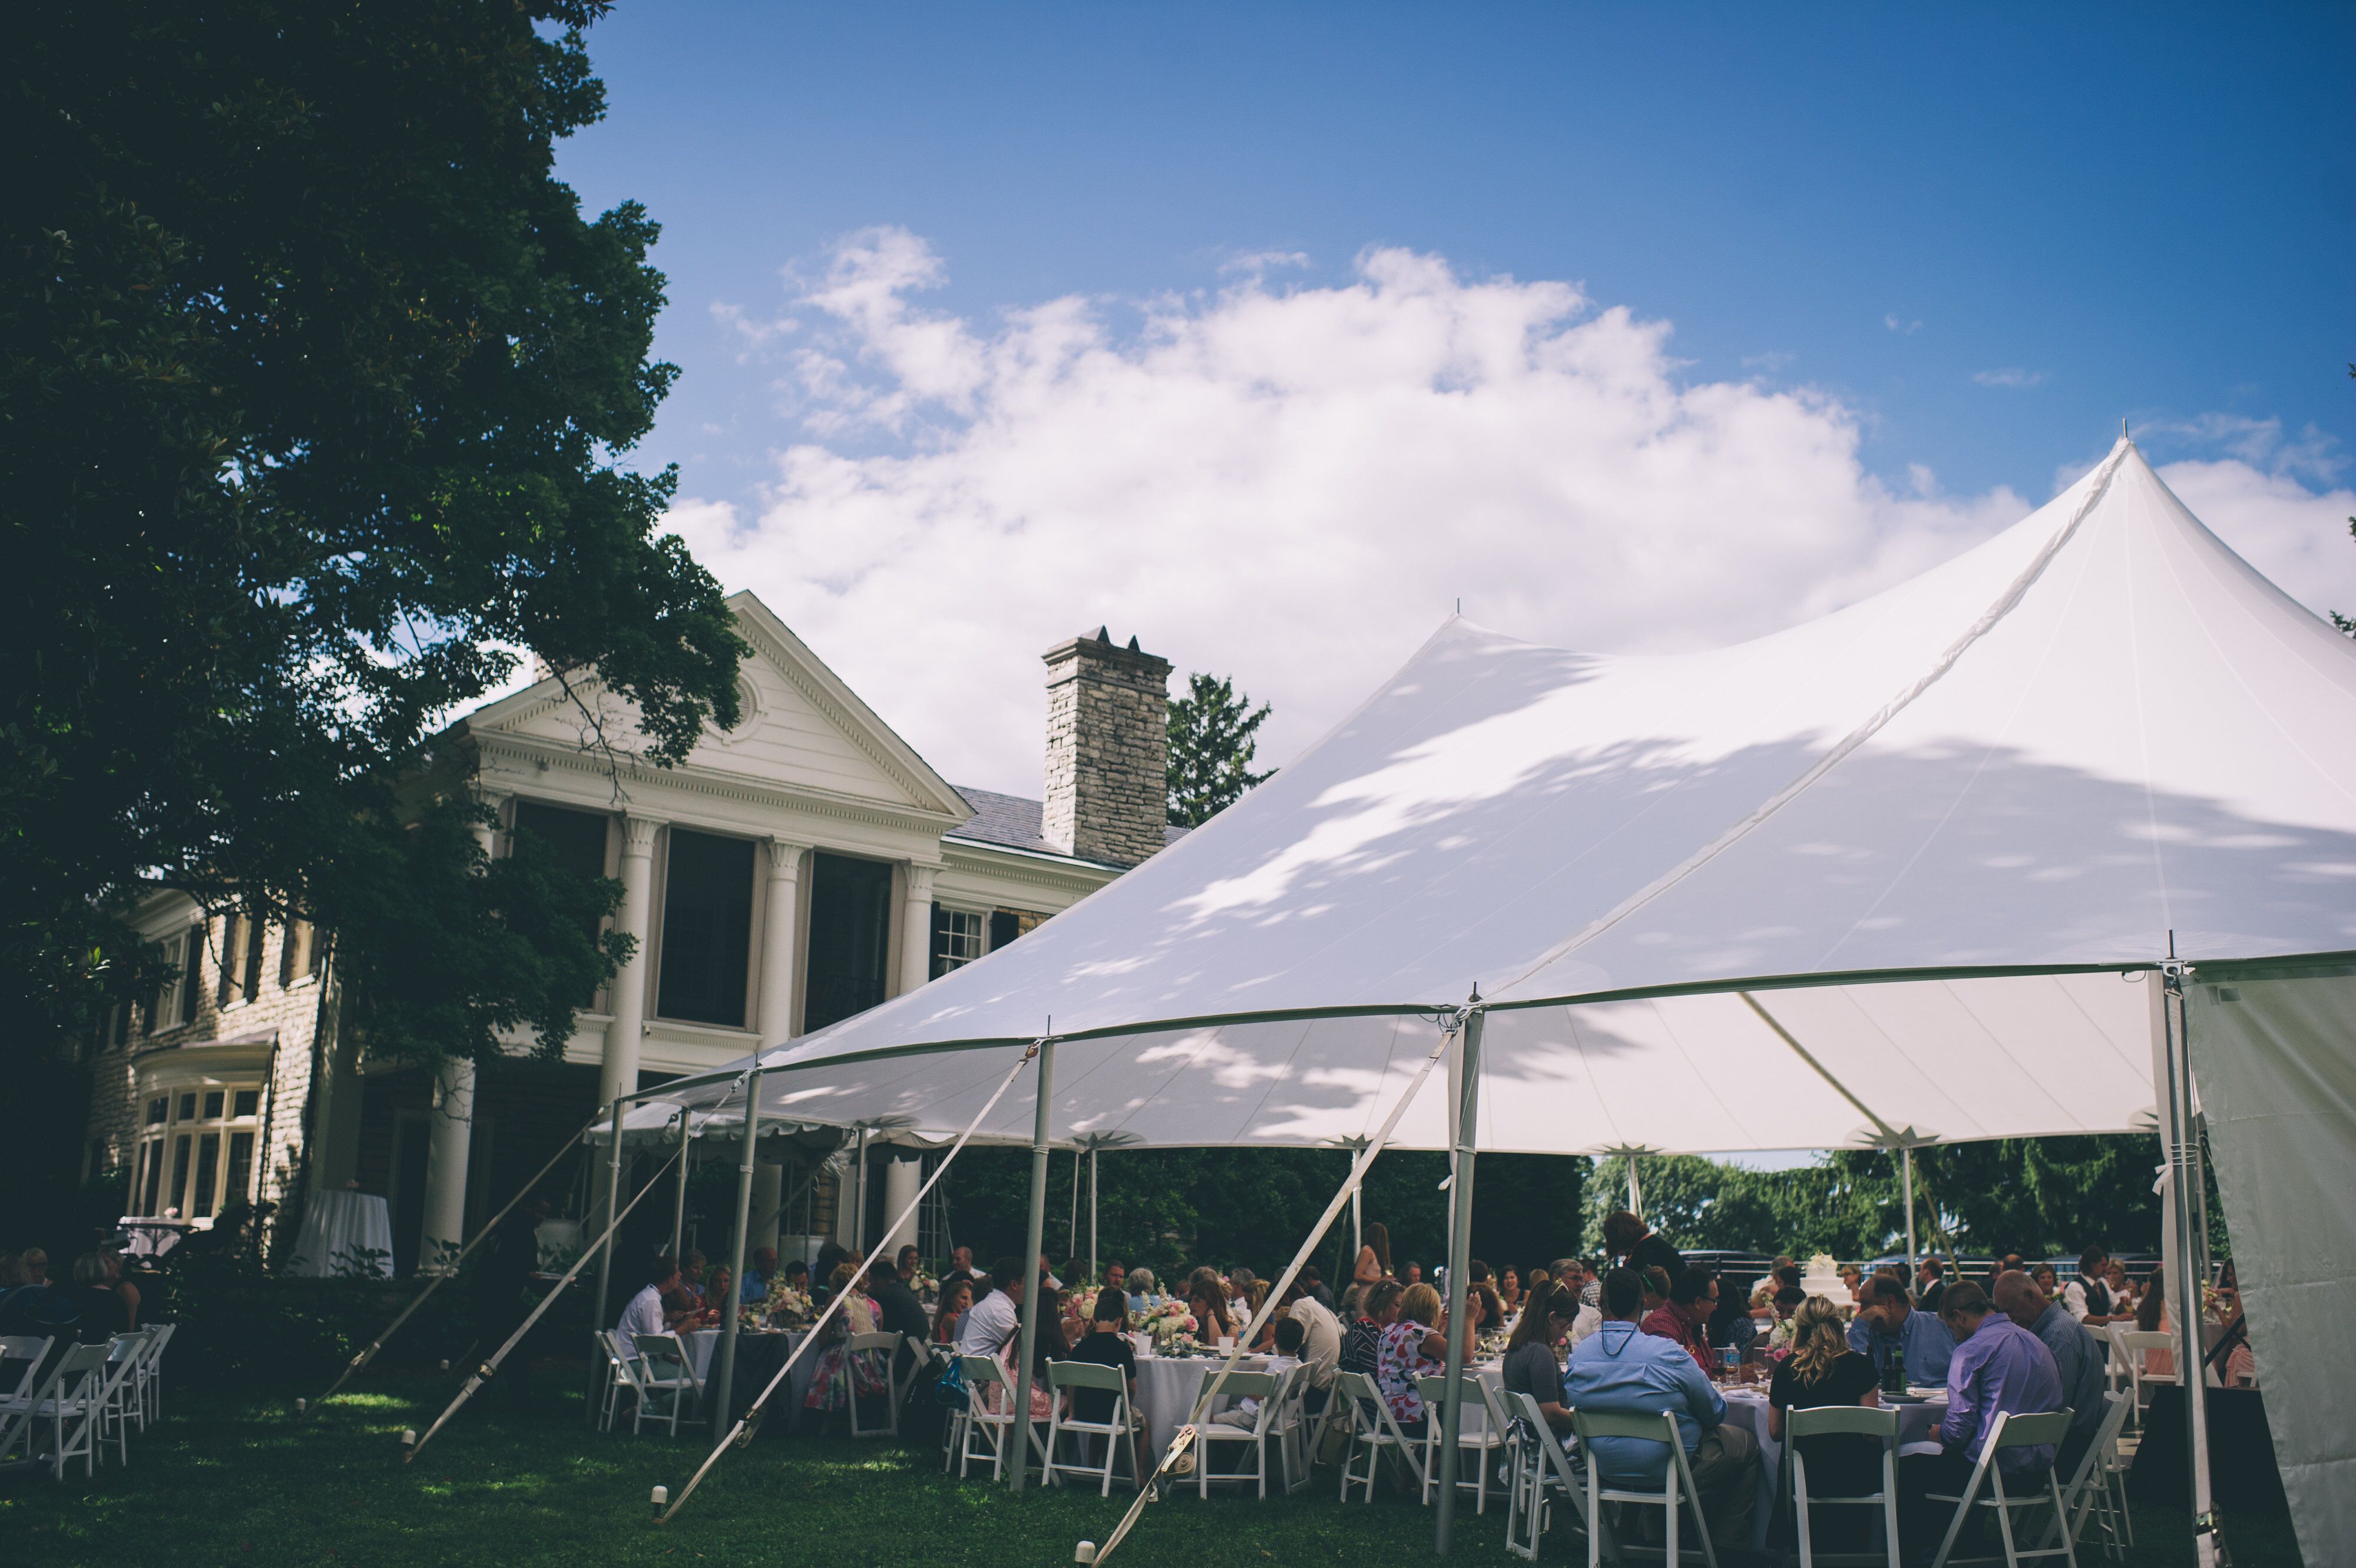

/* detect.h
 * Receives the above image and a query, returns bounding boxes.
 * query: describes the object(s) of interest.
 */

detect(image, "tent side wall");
[2188,969,2356,1567]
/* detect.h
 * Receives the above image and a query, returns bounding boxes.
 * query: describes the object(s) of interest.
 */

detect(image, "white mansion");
[81,593,1176,1272]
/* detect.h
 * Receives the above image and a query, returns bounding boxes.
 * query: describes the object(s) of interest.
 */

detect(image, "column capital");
[766,835,812,878]
[904,860,941,900]
[619,814,663,857]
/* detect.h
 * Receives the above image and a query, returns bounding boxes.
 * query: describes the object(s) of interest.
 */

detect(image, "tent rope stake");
[308,1105,601,1414]
[656,1040,1045,1525]
[404,1142,684,1463]
[1086,1004,1470,1568]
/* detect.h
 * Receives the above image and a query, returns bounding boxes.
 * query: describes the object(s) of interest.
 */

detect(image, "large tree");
[1166,671,1273,828]
[4,2,742,1072]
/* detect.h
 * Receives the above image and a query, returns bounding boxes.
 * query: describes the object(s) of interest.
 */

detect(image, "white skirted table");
[282,1190,395,1278]
[684,1328,815,1427]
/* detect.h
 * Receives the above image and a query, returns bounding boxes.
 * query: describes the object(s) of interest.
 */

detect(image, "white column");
[897,861,938,997]
[750,1162,783,1252]
[599,815,660,1110]
[418,1056,476,1274]
[882,1156,921,1255]
[757,836,806,1044]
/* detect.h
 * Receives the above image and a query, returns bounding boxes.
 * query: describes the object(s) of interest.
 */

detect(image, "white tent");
[636,437,2354,1560]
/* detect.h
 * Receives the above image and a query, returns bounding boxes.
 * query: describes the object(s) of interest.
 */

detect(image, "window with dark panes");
[930,905,986,978]
[233,1089,259,1118]
[513,802,614,1002]
[655,829,755,1027]
[217,912,241,1004]
[241,912,266,1000]
[178,928,201,1024]
[803,854,894,1032]
[989,910,1023,953]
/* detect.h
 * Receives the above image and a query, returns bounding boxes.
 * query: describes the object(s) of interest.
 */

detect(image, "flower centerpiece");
[757,1280,816,1330]
[1139,1298,1197,1352]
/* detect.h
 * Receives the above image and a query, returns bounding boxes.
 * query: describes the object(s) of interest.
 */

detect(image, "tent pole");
[1903,1145,1918,1272]
[2162,967,2221,1568]
[671,1111,690,1258]
[1010,1037,1055,1493]
[589,1097,627,1424]
[1088,1144,1098,1284]
[710,1071,763,1440]
[851,1125,869,1256]
[1070,1146,1081,1262]
[1434,1000,1484,1557]
[1628,1152,1642,1220]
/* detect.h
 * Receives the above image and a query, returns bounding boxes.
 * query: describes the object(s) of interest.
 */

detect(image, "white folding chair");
[1194,1368,1285,1498]
[29,1342,112,1480]
[1335,1369,1428,1503]
[1925,1409,2079,1568]
[2041,1393,2133,1563]
[955,1354,1047,1481]
[1784,1404,1900,1568]
[138,1322,176,1426]
[1417,1372,1508,1512]
[1504,1391,1599,1562]
[1044,1359,1139,1494]
[1571,1405,1718,1568]
[2109,1332,2173,1431]
[594,1331,635,1433]
[0,1335,58,1467]
[845,1331,901,1438]
[110,1328,157,1437]
[631,1332,699,1436]
[95,1334,147,1466]
[1269,1363,1313,1494]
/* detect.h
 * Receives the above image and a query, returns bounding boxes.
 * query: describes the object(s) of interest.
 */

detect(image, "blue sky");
[553,3,2355,793]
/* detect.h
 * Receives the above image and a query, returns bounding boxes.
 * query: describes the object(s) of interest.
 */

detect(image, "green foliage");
[1578,1137,2168,1261]
[940,1144,1584,1283]
[3,1,743,1070]
[1167,672,1273,828]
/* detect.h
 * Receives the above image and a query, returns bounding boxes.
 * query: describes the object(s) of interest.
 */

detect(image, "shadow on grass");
[0,1379,2308,1567]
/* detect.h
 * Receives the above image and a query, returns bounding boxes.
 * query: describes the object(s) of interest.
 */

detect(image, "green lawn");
[1,1372,2307,1566]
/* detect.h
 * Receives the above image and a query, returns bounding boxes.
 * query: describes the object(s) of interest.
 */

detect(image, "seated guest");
[954,1257,1026,1356]
[743,1246,778,1304]
[1401,1260,1424,1286]
[1067,1287,1144,1476]
[703,1265,733,1319]
[1642,1266,1718,1376]
[1915,1255,1951,1315]
[1601,1210,1687,1281]
[1640,1265,1672,1319]
[71,1252,134,1341]
[1525,1265,1550,1301]
[678,1249,709,1306]
[1341,1280,1401,1377]
[2134,1272,2175,1375]
[1564,1267,1759,1552]
[1124,1266,1156,1312]
[2102,1260,2137,1315]
[1769,1298,1882,1550]
[1299,1263,1336,1312]
[869,1245,932,1356]
[617,1255,680,1358]
[1278,1276,1344,1399]
[1498,1266,1521,1316]
[1375,1282,1475,1437]
[932,1277,974,1344]
[1994,1269,2107,1478]
[802,1263,890,1423]
[1839,1265,1865,1301]
[1503,1284,1580,1432]
[1187,1270,1234,1342]
[2064,1248,2125,1326]
[1897,1281,2063,1560]
[781,1257,810,1294]
[942,1245,985,1289]
[2030,1263,2059,1298]
[1848,1273,1957,1385]
[1103,1260,1126,1299]
[660,1271,708,1331]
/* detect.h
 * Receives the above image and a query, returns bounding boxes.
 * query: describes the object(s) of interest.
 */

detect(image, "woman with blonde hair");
[1766,1296,1881,1541]
[1374,1281,1483,1436]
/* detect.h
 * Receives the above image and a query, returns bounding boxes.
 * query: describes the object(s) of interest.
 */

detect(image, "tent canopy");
[641,436,2356,1153]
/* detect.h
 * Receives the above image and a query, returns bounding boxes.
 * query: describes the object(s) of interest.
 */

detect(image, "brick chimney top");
[1042,630,1172,868]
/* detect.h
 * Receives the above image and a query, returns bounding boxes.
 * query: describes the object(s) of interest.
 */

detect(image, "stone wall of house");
[83,905,333,1224]
[1041,630,1173,868]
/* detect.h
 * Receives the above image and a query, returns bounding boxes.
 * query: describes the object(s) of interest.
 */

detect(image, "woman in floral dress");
[803,1263,891,1419]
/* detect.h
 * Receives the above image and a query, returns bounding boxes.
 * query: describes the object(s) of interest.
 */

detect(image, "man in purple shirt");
[1897,1279,2064,1562]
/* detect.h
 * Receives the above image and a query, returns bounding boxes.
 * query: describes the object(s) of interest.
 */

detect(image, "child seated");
[1217,1316,1304,1425]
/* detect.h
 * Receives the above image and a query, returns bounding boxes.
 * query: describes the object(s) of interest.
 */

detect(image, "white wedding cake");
[1801,1252,1852,1308]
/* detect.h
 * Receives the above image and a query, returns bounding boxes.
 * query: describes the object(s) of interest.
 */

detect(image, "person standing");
[1601,1211,1685,1282]
[1897,1281,2064,1560]
[1564,1268,1758,1553]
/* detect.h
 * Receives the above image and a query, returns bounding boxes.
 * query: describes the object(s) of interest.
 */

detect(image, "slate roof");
[947,785,1190,861]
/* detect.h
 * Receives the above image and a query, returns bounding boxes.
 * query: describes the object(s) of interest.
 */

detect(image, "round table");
[683,1328,813,1431]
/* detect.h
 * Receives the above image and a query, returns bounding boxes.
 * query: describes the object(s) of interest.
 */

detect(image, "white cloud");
[675,229,2343,797]
[1884,313,1921,335]
[2146,413,2344,485]
[2153,458,2356,623]
[1973,368,2047,389]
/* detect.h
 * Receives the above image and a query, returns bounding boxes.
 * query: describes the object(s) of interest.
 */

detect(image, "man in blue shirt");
[1994,1269,2108,1480]
[1563,1266,1759,1554]
[1897,1280,2064,1562]
[1848,1273,1957,1385]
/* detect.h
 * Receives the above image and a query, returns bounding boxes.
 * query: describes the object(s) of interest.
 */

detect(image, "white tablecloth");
[283,1190,395,1278]
[683,1328,815,1420]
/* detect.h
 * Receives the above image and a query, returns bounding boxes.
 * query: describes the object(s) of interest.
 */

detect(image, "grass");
[1,1369,2309,1567]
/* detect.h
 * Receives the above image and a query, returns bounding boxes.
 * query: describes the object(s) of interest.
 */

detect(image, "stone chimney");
[1042,627,1172,867]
